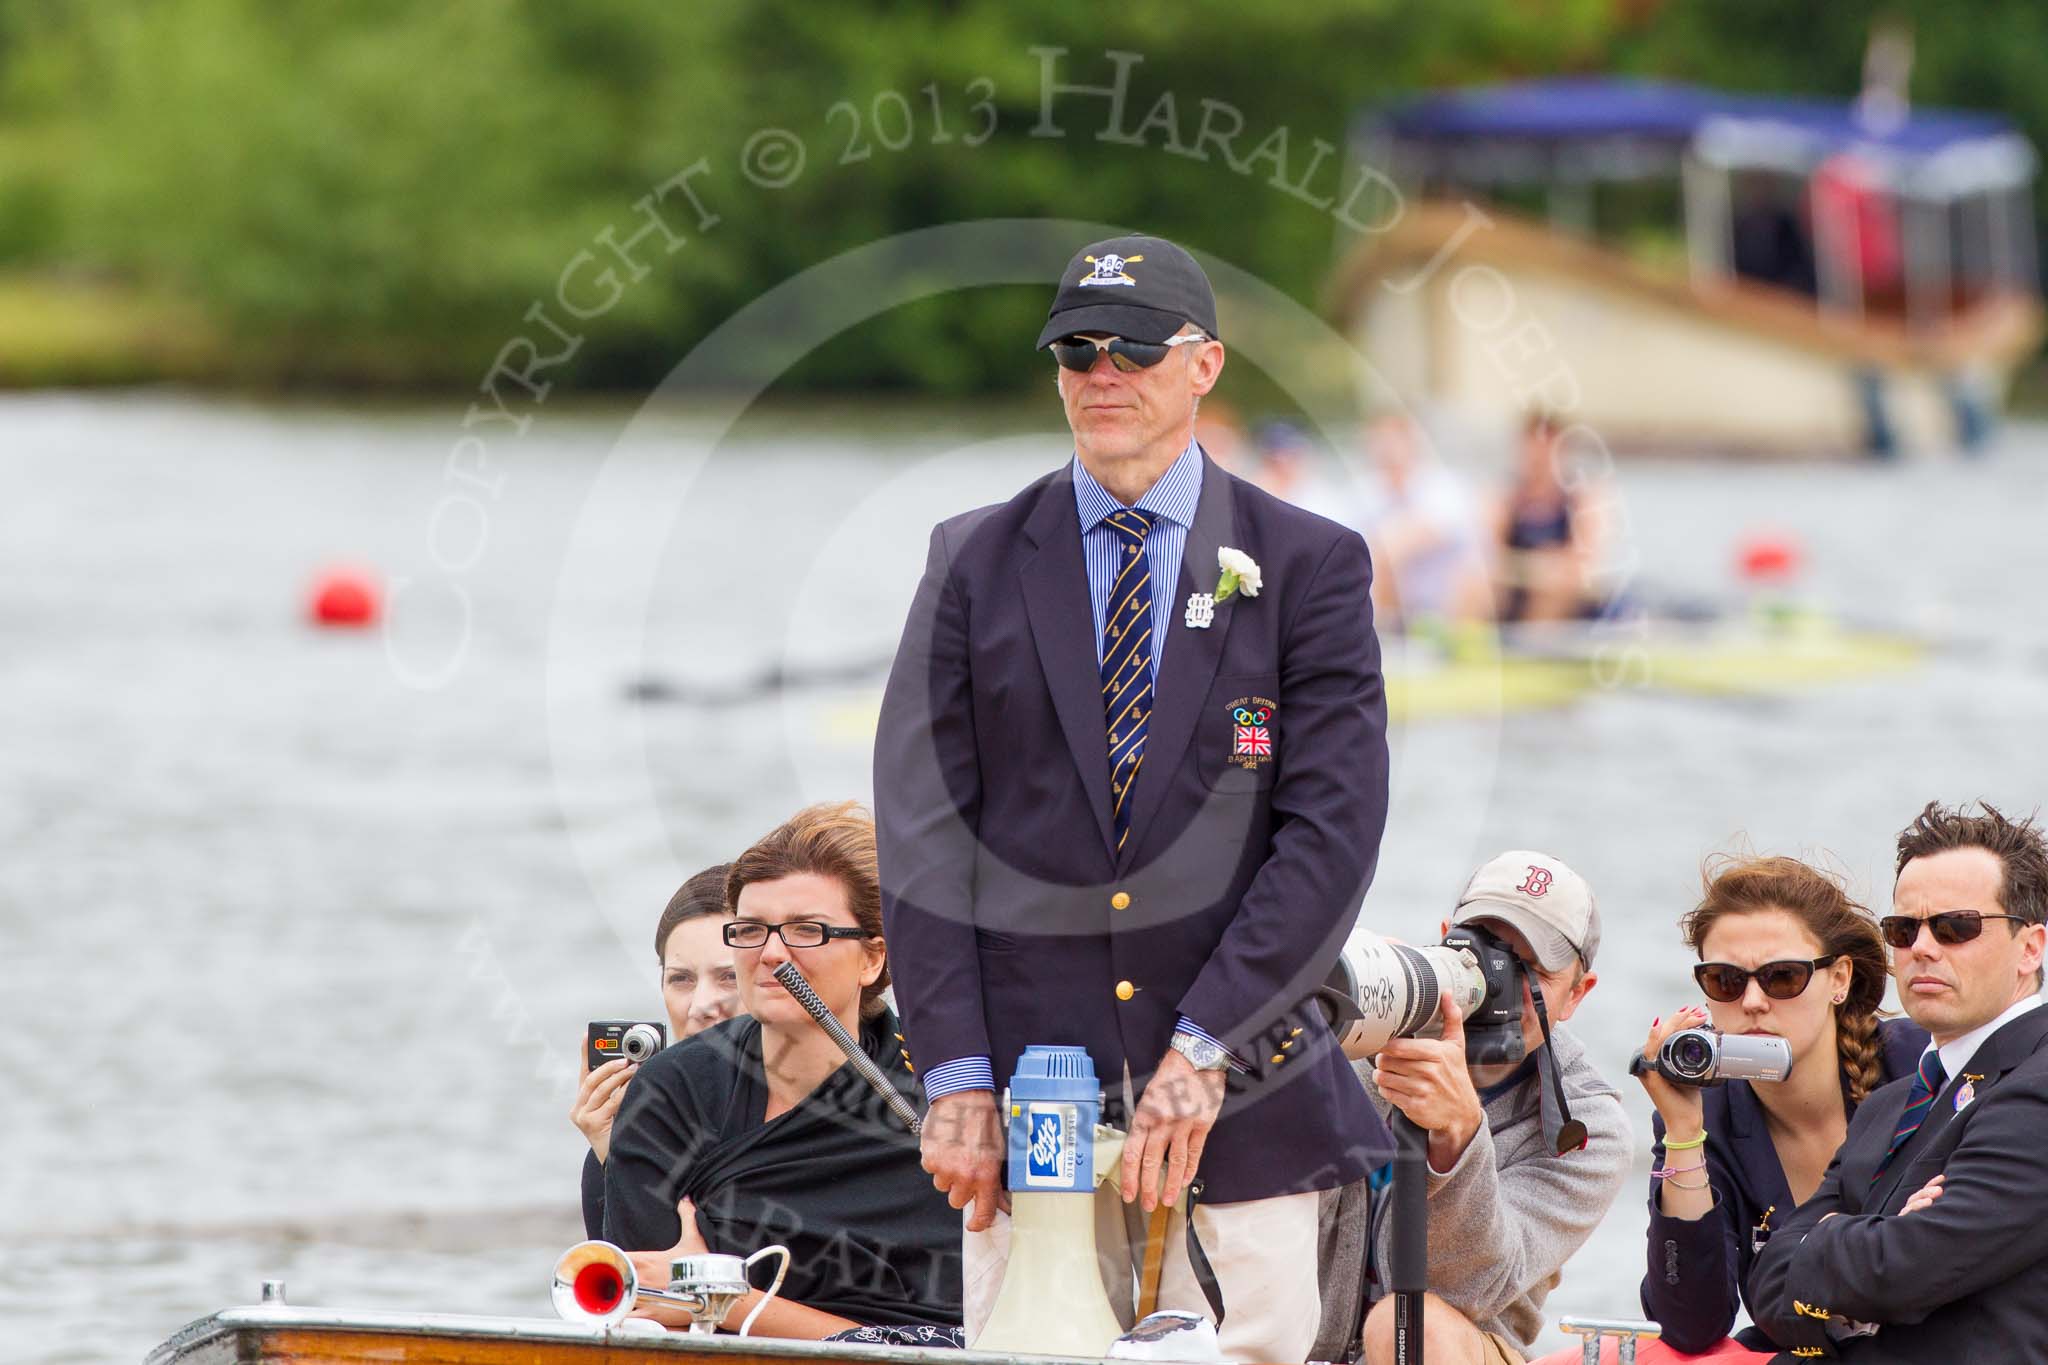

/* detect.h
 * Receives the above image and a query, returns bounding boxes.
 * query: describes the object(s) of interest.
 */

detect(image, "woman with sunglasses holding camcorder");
[1633,856,1927,1354]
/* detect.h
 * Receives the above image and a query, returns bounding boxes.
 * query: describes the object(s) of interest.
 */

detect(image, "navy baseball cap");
[1036,234,1220,348]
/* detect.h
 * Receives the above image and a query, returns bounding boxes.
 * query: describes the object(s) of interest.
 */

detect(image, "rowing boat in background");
[794,613,1926,743]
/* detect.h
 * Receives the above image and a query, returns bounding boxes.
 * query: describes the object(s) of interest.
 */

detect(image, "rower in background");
[1353,412,1492,631]
[1493,412,1610,624]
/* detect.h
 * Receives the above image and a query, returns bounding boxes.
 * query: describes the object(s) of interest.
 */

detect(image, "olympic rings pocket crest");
[1224,695,1277,771]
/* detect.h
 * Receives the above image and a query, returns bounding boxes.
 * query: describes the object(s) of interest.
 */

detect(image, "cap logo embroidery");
[1518,866,1554,897]
[1078,252,1143,288]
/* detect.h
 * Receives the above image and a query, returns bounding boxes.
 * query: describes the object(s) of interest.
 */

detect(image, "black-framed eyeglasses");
[1050,332,1208,374]
[1693,956,1839,1003]
[723,920,874,950]
[1879,910,2029,950]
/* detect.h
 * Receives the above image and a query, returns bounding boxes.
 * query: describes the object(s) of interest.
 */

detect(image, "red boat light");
[573,1262,625,1314]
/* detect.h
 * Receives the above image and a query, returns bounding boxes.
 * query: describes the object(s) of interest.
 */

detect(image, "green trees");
[0,0,2036,392]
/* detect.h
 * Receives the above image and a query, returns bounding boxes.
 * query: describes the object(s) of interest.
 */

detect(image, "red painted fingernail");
[1652,1017,1660,1028]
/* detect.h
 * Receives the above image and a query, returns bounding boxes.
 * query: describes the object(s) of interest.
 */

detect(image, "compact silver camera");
[586,1020,668,1069]
[1630,1026,1791,1087]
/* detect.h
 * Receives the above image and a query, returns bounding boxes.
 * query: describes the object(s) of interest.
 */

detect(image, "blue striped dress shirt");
[921,441,1240,1104]
[1073,440,1201,678]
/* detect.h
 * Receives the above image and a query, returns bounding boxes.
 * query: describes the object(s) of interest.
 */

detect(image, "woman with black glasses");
[603,801,961,1342]
[1634,855,1926,1354]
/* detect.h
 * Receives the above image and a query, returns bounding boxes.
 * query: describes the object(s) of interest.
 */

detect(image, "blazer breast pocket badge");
[1226,697,1276,771]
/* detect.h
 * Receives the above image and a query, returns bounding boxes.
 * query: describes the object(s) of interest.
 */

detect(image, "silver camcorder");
[1629,1026,1791,1087]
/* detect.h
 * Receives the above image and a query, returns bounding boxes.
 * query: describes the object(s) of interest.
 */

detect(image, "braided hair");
[1680,854,1890,1102]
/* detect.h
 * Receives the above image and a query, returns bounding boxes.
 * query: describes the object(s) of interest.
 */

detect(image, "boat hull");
[1332,201,2044,458]
[152,1306,1081,1365]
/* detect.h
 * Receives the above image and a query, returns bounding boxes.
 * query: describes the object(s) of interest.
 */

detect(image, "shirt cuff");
[1175,1016,1249,1073]
[922,1055,996,1103]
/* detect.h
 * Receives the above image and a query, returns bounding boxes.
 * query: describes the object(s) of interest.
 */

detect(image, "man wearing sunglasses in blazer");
[1749,801,2048,1361]
[875,234,1390,1362]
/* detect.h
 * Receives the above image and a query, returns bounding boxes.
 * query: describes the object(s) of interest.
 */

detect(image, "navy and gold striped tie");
[1101,508,1157,853]
[1873,1051,1945,1186]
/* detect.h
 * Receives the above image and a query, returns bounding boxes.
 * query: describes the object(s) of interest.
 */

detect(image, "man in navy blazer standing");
[875,234,1391,1362]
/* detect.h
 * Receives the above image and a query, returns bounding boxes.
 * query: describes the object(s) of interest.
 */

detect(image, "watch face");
[1175,1034,1224,1069]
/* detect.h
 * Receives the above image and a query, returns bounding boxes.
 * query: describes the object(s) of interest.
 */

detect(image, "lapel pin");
[1955,1073,1983,1112]
[1184,592,1215,629]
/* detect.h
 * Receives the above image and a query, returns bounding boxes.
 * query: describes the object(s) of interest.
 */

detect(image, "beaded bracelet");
[1662,1129,1708,1152]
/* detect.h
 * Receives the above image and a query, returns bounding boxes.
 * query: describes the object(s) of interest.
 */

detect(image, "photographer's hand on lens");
[1633,1006,1710,1135]
[571,1056,637,1164]
[920,1089,1007,1232]
[1122,1047,1227,1213]
[1371,991,1486,1172]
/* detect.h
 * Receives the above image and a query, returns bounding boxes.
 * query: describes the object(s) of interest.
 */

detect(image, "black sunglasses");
[1879,910,2029,950]
[1693,955,1839,1003]
[723,920,873,950]
[1050,332,1208,373]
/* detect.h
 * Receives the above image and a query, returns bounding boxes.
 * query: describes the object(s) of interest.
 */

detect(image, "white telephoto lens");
[1333,933,1488,1060]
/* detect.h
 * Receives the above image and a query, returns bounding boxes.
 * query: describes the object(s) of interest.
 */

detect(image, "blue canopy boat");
[1330,75,2042,456]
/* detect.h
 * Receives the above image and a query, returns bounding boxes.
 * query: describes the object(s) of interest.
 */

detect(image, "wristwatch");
[1169,1030,1231,1072]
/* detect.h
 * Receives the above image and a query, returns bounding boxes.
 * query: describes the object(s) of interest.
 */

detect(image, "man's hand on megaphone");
[1372,991,1486,1172]
[1123,1048,1226,1214]
[921,1089,1007,1232]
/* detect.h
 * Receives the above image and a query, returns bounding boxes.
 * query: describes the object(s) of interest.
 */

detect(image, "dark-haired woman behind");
[1636,856,1927,1353]
[573,862,738,1238]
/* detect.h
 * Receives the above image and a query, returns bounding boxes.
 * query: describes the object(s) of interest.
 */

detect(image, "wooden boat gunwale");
[150,1303,1103,1365]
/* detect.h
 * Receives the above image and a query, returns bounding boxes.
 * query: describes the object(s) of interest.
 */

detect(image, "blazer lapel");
[1873,1070,1973,1211]
[1725,1082,1793,1213]
[1840,1078,1914,1208]
[1019,472,1117,858]
[1871,1010,2048,1211]
[1120,456,1235,866]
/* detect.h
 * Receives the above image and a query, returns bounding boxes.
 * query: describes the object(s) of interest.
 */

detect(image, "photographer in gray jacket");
[1358,853,1631,1365]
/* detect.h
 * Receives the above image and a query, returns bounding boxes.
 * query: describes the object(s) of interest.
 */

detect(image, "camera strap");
[1529,982,1588,1155]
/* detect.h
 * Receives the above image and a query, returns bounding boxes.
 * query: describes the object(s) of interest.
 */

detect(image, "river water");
[5,392,2047,1361]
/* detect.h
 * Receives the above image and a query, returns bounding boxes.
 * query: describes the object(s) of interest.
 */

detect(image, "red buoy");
[308,568,381,628]
[1735,532,1803,584]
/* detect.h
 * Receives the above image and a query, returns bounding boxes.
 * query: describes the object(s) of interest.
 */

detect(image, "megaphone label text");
[1023,1104,1079,1187]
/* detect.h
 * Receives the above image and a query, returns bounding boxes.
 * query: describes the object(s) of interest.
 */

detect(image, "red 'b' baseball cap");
[1452,851,1601,973]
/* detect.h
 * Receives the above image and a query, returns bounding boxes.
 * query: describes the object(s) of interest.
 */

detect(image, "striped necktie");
[1100,507,1157,853]
[1873,1050,1945,1186]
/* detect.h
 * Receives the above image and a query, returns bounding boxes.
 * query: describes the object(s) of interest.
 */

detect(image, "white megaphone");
[973,1045,1130,1356]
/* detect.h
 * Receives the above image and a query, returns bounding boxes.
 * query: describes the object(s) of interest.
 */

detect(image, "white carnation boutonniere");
[1215,547,1262,605]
